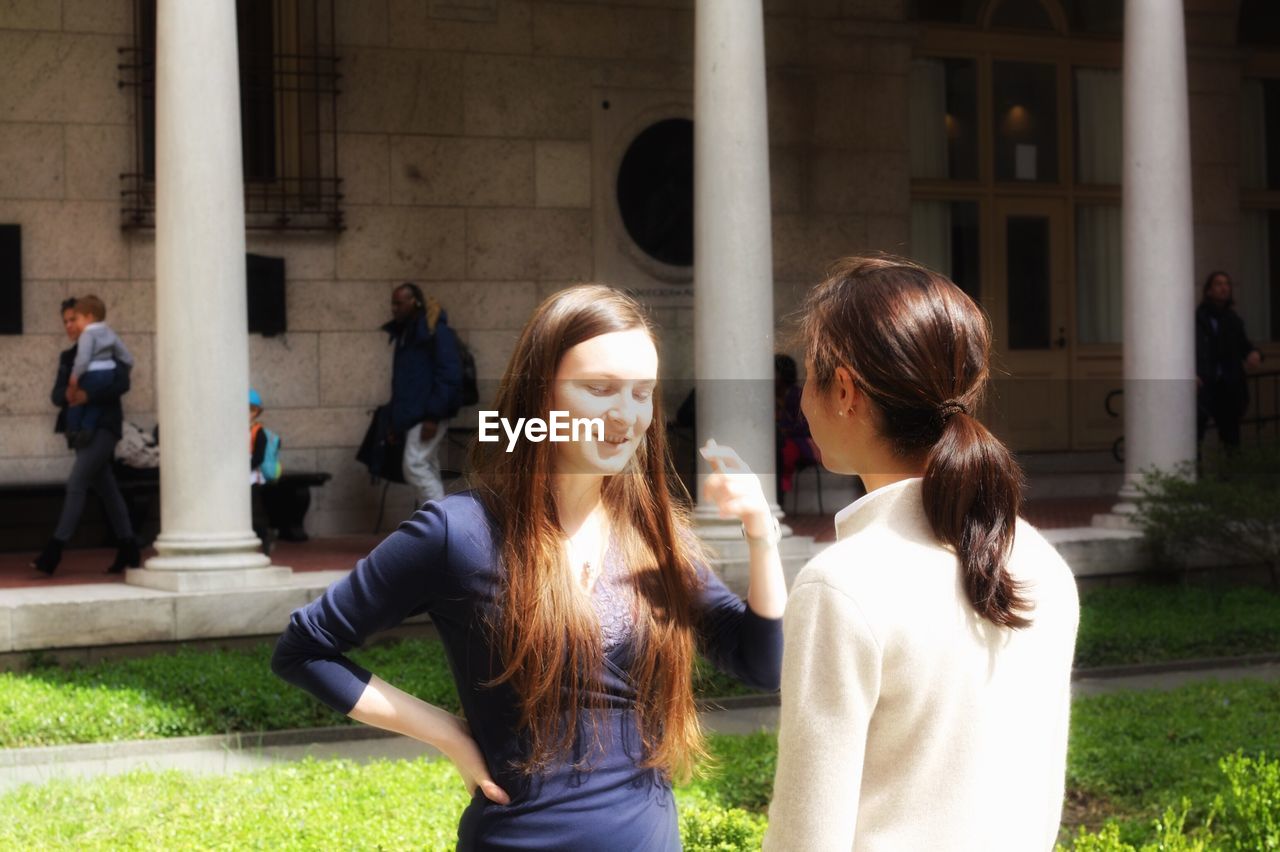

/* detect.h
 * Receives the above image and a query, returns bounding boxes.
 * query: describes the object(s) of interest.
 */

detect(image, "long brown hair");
[801,255,1031,628]
[469,284,709,780]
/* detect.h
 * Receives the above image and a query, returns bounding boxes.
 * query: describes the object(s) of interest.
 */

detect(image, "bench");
[0,467,329,551]
[258,471,331,542]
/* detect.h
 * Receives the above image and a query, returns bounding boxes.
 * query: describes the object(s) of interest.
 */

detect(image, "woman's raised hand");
[700,439,774,538]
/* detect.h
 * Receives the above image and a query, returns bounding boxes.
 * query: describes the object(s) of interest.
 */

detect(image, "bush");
[1062,752,1280,851]
[1060,802,1210,851]
[678,798,768,851]
[1211,751,1280,850]
[1135,445,1280,590]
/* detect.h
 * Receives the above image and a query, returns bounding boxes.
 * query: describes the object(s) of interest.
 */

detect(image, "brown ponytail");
[802,255,1031,628]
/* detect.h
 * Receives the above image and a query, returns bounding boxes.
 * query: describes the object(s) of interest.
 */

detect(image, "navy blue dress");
[271,491,782,851]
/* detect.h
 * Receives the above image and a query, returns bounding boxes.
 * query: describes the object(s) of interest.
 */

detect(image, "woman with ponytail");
[764,256,1079,851]
[272,284,785,850]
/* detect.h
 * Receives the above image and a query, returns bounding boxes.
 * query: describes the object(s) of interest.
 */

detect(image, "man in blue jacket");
[385,283,463,505]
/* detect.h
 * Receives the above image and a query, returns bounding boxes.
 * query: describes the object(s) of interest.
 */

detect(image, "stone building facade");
[0,0,1276,540]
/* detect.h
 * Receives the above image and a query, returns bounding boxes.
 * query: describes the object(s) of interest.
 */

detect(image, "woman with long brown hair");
[763,256,1079,851]
[273,284,785,850]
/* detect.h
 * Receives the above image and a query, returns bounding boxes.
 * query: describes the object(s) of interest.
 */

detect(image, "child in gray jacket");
[66,294,135,448]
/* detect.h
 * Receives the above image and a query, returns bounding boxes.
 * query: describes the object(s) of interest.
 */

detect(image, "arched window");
[986,0,1059,33]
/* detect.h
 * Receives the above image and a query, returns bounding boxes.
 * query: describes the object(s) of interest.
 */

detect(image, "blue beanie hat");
[249,388,263,408]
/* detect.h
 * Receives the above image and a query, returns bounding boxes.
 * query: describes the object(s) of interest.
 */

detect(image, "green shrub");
[1135,446,1280,590]
[678,798,768,851]
[1063,753,1280,850]
[688,731,777,811]
[1210,751,1280,850]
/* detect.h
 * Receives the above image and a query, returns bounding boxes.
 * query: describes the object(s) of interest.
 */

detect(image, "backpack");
[457,338,479,408]
[437,327,479,415]
[252,422,284,483]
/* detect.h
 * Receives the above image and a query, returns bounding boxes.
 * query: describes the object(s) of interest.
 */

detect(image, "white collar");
[833,477,923,540]
[84,321,104,331]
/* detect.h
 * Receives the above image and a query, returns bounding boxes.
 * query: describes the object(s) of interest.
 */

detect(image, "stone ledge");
[0,570,355,655]
[1041,526,1150,576]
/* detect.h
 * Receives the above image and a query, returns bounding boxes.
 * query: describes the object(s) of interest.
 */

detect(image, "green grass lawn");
[0,735,773,852]
[1063,679,1280,846]
[2,583,1279,749]
[0,643,754,749]
[1074,584,1280,668]
[1,680,1277,850]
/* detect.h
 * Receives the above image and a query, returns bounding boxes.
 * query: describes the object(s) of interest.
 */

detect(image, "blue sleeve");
[423,324,463,421]
[693,563,784,692]
[271,501,451,714]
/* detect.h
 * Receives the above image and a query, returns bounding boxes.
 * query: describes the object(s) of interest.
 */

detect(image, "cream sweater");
[763,478,1079,852]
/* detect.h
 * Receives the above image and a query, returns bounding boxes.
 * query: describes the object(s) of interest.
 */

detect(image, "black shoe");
[31,538,65,576]
[254,526,274,557]
[107,538,142,574]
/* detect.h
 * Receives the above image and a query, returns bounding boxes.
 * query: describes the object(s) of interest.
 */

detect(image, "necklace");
[566,521,606,592]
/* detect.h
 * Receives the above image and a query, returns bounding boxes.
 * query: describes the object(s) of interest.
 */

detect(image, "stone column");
[692,0,778,532]
[129,0,288,590]
[1100,0,1197,524]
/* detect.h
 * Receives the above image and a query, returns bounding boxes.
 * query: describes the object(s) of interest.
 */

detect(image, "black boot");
[254,526,274,557]
[107,538,142,574]
[31,538,65,576]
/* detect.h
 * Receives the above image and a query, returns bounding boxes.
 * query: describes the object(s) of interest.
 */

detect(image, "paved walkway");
[3,661,1278,794]
[0,535,382,590]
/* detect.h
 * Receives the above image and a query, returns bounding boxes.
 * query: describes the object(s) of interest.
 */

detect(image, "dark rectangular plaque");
[0,225,21,335]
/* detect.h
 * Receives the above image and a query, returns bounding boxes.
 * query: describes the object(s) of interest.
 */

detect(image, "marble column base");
[129,530,290,591]
[1093,475,1143,530]
[127,564,293,592]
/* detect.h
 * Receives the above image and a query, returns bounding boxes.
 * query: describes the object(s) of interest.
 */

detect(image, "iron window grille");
[119,0,343,232]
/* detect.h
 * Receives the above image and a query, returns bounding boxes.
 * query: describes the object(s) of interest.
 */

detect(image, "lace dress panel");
[591,537,636,652]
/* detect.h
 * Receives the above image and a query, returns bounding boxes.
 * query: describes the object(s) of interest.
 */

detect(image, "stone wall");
[0,0,914,537]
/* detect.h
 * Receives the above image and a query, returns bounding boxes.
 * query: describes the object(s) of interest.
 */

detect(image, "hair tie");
[938,399,969,422]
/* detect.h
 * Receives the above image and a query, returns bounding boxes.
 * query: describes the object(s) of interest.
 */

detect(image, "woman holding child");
[272,284,785,850]
[31,295,141,576]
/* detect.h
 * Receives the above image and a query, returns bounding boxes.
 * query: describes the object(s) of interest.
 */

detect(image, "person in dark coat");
[31,297,140,575]
[384,282,463,506]
[1195,271,1264,450]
